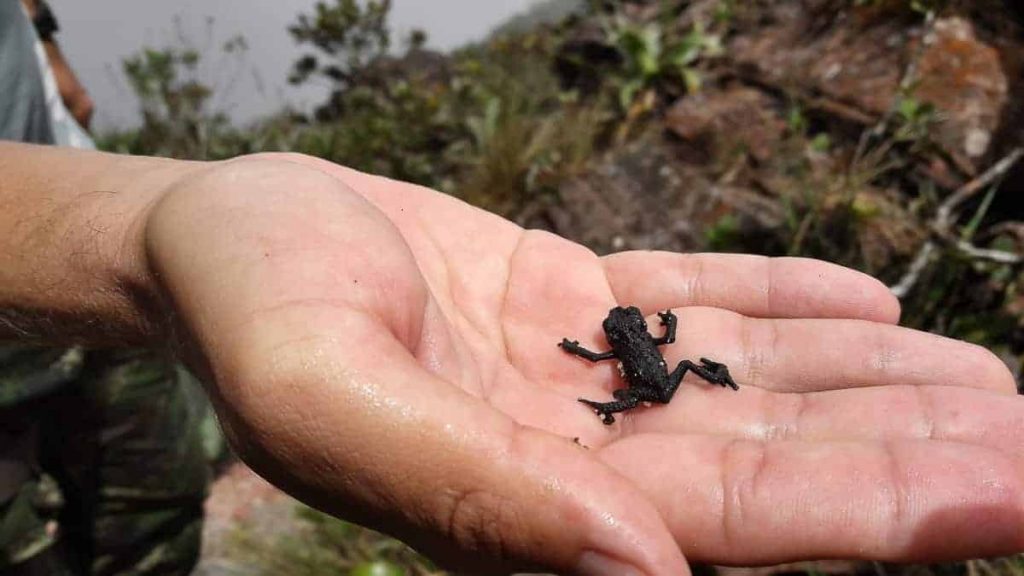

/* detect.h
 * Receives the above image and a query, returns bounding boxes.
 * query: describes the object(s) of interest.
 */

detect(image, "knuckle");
[739,317,776,388]
[684,254,708,305]
[441,488,515,562]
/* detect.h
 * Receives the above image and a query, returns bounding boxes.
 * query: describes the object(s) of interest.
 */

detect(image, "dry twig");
[853,11,938,169]
[890,148,1024,298]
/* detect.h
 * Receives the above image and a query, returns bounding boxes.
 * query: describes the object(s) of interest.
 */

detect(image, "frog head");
[603,306,648,346]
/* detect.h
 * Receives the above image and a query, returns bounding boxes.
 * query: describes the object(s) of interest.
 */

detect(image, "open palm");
[147,154,1023,575]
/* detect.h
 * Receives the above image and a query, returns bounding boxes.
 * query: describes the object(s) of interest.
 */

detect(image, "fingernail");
[576,551,645,576]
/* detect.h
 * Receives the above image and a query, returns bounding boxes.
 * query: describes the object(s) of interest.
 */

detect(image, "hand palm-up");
[147,154,1022,575]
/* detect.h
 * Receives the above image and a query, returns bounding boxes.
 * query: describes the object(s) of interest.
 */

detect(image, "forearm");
[20,0,94,128]
[0,143,201,345]
[42,41,95,129]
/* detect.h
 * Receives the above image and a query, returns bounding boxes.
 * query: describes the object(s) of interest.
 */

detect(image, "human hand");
[144,154,1021,575]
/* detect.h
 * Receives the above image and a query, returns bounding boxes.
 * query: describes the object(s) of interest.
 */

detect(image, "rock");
[915,17,1009,163]
[730,5,907,118]
[665,86,786,163]
[729,5,1012,171]
[545,133,708,254]
[525,131,784,255]
[845,187,926,272]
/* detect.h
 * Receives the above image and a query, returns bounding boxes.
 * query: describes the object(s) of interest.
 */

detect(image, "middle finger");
[658,307,1015,395]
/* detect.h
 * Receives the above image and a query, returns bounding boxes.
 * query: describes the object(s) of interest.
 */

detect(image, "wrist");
[0,144,205,346]
[31,0,59,42]
[108,158,211,344]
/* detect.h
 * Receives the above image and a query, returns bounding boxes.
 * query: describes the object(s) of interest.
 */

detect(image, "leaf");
[619,78,644,110]
[682,68,703,93]
[810,133,832,153]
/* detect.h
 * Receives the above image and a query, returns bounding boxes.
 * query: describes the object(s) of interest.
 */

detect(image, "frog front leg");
[559,339,617,363]
[653,310,677,346]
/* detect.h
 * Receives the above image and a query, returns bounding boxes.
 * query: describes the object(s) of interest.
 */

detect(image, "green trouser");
[0,347,210,576]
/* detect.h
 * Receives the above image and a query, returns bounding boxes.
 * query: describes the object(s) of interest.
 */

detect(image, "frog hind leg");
[578,389,641,425]
[696,358,739,390]
[665,358,739,398]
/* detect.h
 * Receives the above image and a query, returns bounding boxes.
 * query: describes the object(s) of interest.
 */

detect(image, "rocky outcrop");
[915,17,1009,163]
[543,0,1024,269]
[526,130,786,256]
[665,85,786,163]
[729,4,909,120]
[729,5,1018,173]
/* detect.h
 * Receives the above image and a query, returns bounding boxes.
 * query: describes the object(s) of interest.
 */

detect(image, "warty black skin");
[560,306,739,425]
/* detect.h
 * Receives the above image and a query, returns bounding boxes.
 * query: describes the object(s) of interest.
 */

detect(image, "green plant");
[101,46,222,159]
[448,36,611,215]
[713,0,737,24]
[705,214,743,252]
[893,95,938,145]
[606,17,723,110]
[96,23,258,161]
[289,0,392,89]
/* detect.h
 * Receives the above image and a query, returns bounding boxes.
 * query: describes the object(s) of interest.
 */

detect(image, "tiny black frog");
[560,306,739,425]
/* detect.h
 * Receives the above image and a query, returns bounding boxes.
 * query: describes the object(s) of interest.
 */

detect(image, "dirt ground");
[194,463,298,576]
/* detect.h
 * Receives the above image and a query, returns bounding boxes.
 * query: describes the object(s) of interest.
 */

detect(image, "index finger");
[601,434,1024,565]
[602,252,901,323]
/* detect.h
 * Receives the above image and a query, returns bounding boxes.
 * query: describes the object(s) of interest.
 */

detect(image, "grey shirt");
[0,0,54,144]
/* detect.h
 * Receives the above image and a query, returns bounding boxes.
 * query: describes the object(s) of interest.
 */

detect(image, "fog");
[47,0,539,129]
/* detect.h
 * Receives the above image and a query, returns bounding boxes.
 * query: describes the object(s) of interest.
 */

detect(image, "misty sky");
[47,0,539,130]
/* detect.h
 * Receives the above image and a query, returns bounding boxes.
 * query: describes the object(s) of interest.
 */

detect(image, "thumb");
[394,423,692,576]
[214,324,690,575]
[143,157,687,574]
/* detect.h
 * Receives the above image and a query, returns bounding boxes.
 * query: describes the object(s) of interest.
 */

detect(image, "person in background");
[0,2,210,575]
[20,0,94,140]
